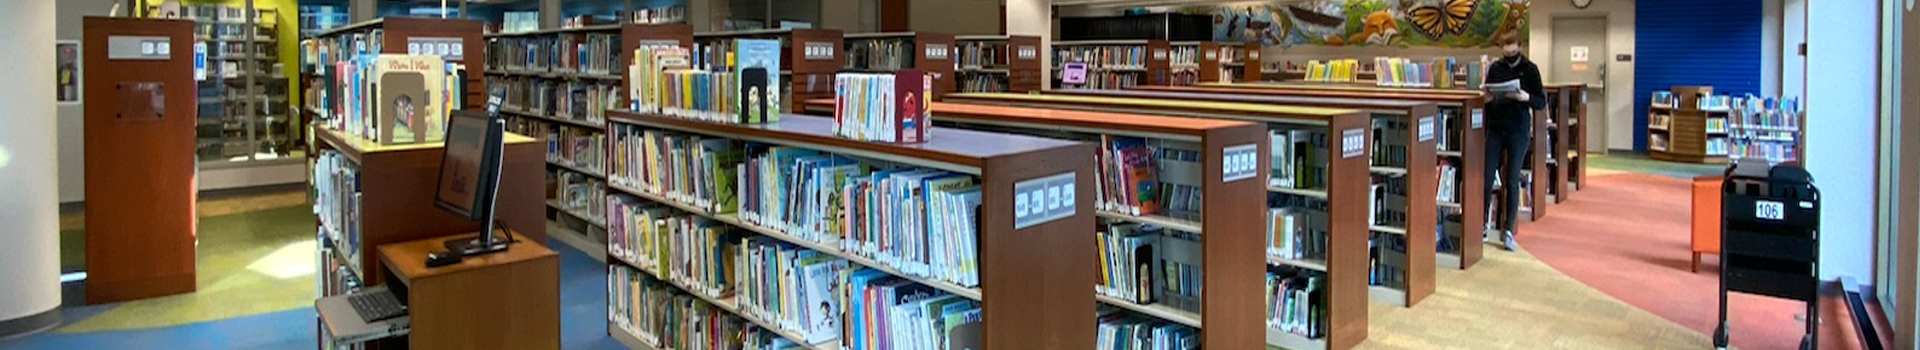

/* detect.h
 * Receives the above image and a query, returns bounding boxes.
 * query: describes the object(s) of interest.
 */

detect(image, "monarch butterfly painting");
[1407,0,1479,40]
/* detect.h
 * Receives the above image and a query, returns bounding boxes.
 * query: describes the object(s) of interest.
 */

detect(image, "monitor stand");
[443,224,510,256]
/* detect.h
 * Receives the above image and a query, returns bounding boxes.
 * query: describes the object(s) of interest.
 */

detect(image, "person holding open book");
[1482,36,1545,251]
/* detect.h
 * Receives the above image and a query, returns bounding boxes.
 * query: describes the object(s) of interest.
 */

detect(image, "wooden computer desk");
[322,230,559,350]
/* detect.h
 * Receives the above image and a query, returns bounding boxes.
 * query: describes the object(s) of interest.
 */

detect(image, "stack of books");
[1266,268,1326,339]
[832,71,932,143]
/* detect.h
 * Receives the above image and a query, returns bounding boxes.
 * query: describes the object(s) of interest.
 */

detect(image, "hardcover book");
[735,39,782,123]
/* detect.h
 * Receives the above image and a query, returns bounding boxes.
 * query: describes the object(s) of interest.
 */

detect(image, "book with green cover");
[735,39,782,123]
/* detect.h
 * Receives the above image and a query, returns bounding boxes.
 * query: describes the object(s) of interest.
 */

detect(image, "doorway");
[1549,16,1610,152]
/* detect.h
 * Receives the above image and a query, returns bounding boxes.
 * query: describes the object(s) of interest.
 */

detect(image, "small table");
[318,230,559,350]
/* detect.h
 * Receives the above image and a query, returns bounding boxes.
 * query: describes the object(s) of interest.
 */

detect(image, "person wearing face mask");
[1481,37,1545,251]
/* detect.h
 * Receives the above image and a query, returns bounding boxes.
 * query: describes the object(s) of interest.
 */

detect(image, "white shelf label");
[1223,143,1260,182]
[1342,128,1366,159]
[1014,172,1077,229]
[1756,200,1785,220]
[804,42,836,60]
[1471,110,1485,129]
[1418,116,1437,142]
[1205,51,1217,60]
[925,44,950,60]
[407,37,465,61]
[1017,45,1038,60]
[1153,49,1168,61]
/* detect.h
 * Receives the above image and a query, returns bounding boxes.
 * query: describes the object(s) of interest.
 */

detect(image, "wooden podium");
[82,17,199,304]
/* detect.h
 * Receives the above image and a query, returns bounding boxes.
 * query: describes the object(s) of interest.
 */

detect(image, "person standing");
[1482,38,1545,251]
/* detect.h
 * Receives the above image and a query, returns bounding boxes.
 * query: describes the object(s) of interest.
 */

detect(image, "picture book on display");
[629,39,782,124]
[735,39,783,124]
[833,70,931,143]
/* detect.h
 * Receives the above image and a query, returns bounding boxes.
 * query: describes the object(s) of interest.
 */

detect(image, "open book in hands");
[1484,79,1523,103]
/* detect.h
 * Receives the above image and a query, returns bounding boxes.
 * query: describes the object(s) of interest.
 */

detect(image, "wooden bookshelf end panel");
[1457,100,1488,269]
[1325,112,1373,350]
[978,143,1097,350]
[1402,105,1439,306]
[377,18,487,110]
[1199,124,1271,350]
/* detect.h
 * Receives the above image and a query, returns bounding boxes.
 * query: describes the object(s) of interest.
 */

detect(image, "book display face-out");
[692,28,844,113]
[1133,84,1492,270]
[954,35,1043,93]
[902,93,1374,350]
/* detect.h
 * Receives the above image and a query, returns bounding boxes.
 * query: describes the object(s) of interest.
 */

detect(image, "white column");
[0,0,63,335]
[1005,0,1050,88]
[1805,0,1877,281]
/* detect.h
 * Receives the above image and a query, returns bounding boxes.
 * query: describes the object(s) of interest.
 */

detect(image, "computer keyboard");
[348,290,408,323]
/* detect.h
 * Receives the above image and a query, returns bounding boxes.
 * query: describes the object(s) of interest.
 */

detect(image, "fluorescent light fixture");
[60,272,87,284]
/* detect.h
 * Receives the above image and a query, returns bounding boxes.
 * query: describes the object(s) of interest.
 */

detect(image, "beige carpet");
[1355,245,1720,350]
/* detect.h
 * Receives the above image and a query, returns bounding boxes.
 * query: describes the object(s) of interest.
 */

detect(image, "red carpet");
[1516,173,1807,350]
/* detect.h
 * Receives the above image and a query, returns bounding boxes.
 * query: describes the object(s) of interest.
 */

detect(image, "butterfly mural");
[1181,0,1529,49]
[1407,0,1478,40]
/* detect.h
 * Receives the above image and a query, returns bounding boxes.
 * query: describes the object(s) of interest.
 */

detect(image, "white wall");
[1783,0,1805,101]
[0,0,64,325]
[55,0,103,203]
[1528,0,1636,151]
[1006,0,1049,85]
[1806,0,1878,281]
[1763,0,1782,96]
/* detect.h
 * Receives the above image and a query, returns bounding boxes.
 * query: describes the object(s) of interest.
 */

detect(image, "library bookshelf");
[308,125,546,349]
[1648,86,1732,164]
[600,110,1095,350]
[842,32,956,98]
[481,24,639,257]
[692,28,844,113]
[1047,88,1479,283]
[1136,84,1499,268]
[1544,84,1588,202]
[803,98,1305,349]
[939,92,1434,310]
[953,35,1043,93]
[1052,39,1168,89]
[301,17,488,114]
[1183,41,1262,84]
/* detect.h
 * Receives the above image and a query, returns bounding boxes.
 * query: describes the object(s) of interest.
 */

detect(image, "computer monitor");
[434,110,510,256]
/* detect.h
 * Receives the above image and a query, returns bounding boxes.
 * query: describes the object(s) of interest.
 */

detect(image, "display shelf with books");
[1052,40,1170,89]
[1726,95,1805,164]
[153,4,296,165]
[1168,41,1204,86]
[797,98,1282,350]
[1267,58,1481,90]
[1132,84,1495,268]
[1543,84,1588,201]
[302,18,487,125]
[306,123,546,349]
[691,28,844,113]
[938,92,1434,309]
[1647,86,1733,164]
[841,32,956,99]
[953,35,1043,93]
[601,108,1095,350]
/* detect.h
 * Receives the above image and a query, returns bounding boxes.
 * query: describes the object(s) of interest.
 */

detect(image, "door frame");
[1547,14,1612,154]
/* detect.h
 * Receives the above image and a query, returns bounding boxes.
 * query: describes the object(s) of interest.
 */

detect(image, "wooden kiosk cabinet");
[83,17,200,304]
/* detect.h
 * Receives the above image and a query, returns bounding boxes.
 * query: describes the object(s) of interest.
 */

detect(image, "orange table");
[1691,175,1723,272]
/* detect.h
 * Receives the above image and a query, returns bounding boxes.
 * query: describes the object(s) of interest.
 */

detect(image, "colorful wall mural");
[1183,0,1530,49]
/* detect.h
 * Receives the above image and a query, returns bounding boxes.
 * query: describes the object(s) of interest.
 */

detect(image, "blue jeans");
[1483,123,1532,232]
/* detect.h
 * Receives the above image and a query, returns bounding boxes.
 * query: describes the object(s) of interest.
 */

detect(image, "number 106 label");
[1755,200,1785,221]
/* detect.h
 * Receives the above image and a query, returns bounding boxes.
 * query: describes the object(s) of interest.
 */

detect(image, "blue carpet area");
[0,239,626,350]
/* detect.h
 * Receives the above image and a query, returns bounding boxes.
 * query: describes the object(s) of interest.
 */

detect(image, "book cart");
[1139,83,1505,268]
[938,92,1433,310]
[953,35,1043,93]
[840,32,955,98]
[1543,83,1588,203]
[804,98,1346,349]
[691,28,844,113]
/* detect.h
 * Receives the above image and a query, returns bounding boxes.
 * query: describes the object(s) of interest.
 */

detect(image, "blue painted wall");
[1633,0,1764,150]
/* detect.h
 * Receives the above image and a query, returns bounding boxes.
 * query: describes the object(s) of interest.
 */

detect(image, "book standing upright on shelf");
[734,39,782,124]
[375,54,447,144]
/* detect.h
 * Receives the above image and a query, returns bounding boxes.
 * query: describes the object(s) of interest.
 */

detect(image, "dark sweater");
[1484,55,1546,135]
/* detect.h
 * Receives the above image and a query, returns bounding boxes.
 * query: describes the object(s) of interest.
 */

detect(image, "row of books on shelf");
[1435,159,1463,205]
[633,6,688,24]
[1167,45,1199,67]
[1705,118,1729,133]
[1649,134,1670,151]
[507,118,606,175]
[1369,176,1410,228]
[1094,136,1204,220]
[492,77,621,124]
[1056,46,1147,69]
[606,125,986,288]
[955,42,1008,69]
[832,72,932,143]
[1370,118,1412,169]
[957,74,1008,93]
[605,216,986,350]
[1096,309,1201,350]
[1269,128,1331,191]
[845,39,914,71]
[608,264,829,350]
[627,41,784,124]
[312,150,362,269]
[1729,95,1804,131]
[1300,59,1359,83]
[1095,222,1203,310]
[499,12,539,34]
[1368,234,1409,290]
[1268,199,1330,263]
[1706,138,1730,156]
[315,54,466,145]
[554,169,606,223]
[1649,91,1736,111]
[1063,71,1143,90]
[488,34,623,76]
[1372,57,1478,89]
[1266,268,1327,340]
[1731,142,1799,163]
